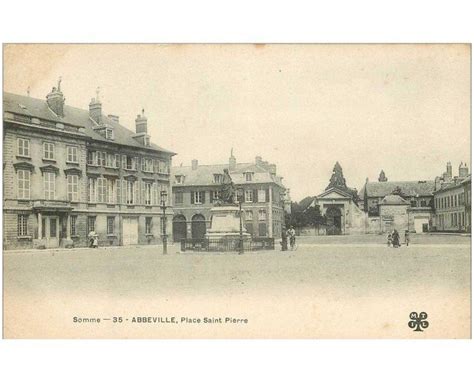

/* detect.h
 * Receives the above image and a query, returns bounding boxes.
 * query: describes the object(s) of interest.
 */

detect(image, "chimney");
[229,148,236,171]
[135,109,148,134]
[46,77,65,117]
[459,162,469,178]
[268,164,277,175]
[446,162,452,179]
[255,156,263,166]
[89,87,102,124]
[108,114,119,123]
[192,159,198,170]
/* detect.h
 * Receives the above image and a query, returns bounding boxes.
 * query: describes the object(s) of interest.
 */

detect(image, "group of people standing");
[281,226,297,251]
[387,229,410,248]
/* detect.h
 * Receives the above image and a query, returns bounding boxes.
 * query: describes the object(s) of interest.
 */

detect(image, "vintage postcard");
[2,43,471,338]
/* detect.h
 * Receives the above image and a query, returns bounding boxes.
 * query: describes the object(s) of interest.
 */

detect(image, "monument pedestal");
[205,205,251,250]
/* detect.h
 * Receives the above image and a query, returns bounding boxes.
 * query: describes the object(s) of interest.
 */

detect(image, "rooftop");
[3,92,175,155]
[359,180,436,198]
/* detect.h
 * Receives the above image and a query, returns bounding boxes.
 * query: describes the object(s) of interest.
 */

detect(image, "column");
[38,212,42,239]
[268,187,273,238]
[66,214,71,240]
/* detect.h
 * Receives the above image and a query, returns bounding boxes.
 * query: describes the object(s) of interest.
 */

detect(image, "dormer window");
[245,172,254,182]
[106,128,114,140]
[175,175,185,184]
[214,174,223,184]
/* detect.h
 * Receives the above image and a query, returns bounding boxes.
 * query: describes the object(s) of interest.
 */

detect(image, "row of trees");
[285,198,327,228]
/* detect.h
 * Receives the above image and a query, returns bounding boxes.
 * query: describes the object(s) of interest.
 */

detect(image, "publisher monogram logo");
[408,312,429,332]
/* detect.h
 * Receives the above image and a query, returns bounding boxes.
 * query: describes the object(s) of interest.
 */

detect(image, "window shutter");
[117,180,121,203]
[201,191,206,204]
[122,180,127,204]
[191,192,195,204]
[122,155,126,169]
[152,182,158,205]
[141,180,146,204]
[265,189,270,202]
[134,181,139,204]
[253,189,258,203]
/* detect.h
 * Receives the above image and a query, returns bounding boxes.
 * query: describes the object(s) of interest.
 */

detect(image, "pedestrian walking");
[392,229,400,248]
[387,232,392,247]
[288,226,296,250]
[405,230,410,246]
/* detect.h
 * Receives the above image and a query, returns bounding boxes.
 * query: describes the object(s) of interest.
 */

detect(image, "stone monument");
[205,169,251,243]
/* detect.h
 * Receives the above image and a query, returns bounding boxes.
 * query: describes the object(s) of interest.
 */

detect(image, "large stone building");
[433,162,471,232]
[3,82,175,250]
[170,152,287,241]
[358,169,435,233]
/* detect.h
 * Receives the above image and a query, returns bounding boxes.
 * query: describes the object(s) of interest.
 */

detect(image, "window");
[175,192,184,204]
[145,217,152,234]
[87,151,97,166]
[126,156,134,170]
[107,179,115,204]
[88,177,97,203]
[67,175,79,201]
[214,174,223,184]
[192,191,203,204]
[145,182,152,205]
[97,151,107,167]
[115,154,120,168]
[258,209,267,221]
[245,172,253,182]
[175,175,185,184]
[70,215,77,236]
[87,216,96,233]
[50,218,57,238]
[420,200,427,207]
[142,158,153,172]
[17,215,28,236]
[17,138,30,157]
[158,160,168,174]
[106,154,116,168]
[410,200,417,207]
[18,169,31,199]
[97,177,107,203]
[106,128,114,140]
[211,190,221,202]
[43,142,55,160]
[67,146,78,163]
[246,210,253,220]
[258,189,266,203]
[44,172,56,200]
[127,181,135,204]
[245,190,253,202]
[107,216,115,235]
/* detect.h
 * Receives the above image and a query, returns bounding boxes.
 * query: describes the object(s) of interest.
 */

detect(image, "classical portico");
[32,200,74,248]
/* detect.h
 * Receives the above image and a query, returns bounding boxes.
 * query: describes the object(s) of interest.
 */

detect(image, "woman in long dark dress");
[392,229,400,248]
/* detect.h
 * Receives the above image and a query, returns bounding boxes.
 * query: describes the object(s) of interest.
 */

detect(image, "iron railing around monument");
[180,237,275,252]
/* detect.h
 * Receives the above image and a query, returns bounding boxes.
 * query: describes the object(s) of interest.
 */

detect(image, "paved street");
[3,234,470,338]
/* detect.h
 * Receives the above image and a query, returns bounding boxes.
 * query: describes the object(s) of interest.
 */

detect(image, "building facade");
[170,153,287,241]
[3,83,175,250]
[433,162,471,232]
[358,171,435,233]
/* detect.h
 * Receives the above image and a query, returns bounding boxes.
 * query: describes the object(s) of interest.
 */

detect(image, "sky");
[4,44,470,201]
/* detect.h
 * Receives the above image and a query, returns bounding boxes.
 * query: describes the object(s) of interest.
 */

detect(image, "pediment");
[40,164,60,175]
[317,188,351,199]
[64,167,83,177]
[13,161,35,172]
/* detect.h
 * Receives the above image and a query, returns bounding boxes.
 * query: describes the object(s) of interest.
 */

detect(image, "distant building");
[312,162,366,235]
[358,173,435,233]
[433,162,471,232]
[3,83,175,250]
[171,152,287,241]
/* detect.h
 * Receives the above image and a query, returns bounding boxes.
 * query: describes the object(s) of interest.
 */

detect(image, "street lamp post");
[236,188,244,255]
[160,190,168,255]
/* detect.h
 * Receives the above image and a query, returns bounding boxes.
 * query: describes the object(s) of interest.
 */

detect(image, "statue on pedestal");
[218,169,236,205]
